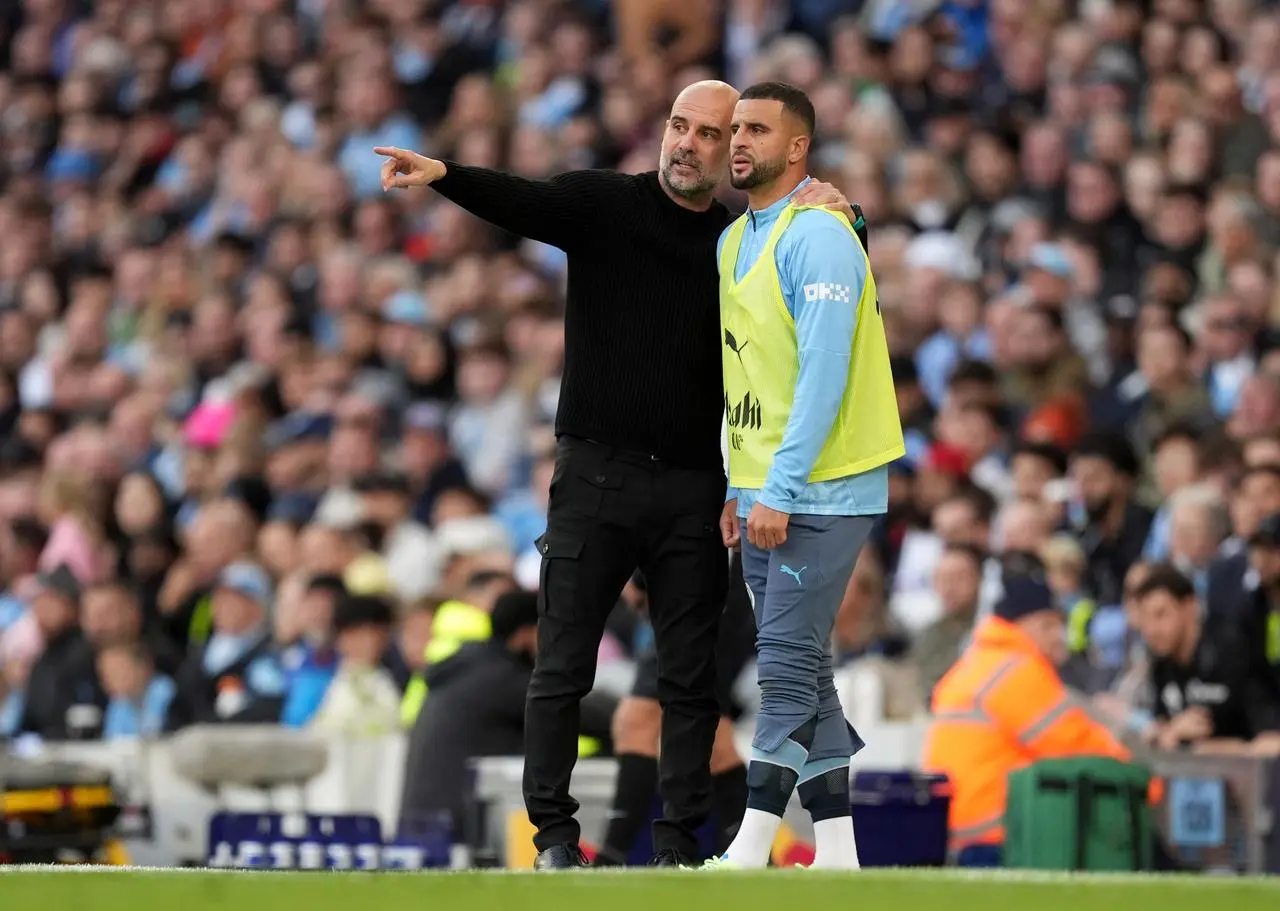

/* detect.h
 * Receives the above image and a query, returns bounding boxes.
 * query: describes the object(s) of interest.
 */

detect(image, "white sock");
[722,808,784,868]
[810,815,860,869]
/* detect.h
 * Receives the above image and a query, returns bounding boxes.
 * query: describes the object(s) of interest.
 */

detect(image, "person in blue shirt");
[98,642,176,741]
[280,575,346,728]
[165,562,288,730]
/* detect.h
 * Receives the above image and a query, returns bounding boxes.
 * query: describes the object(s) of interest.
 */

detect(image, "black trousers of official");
[525,435,729,857]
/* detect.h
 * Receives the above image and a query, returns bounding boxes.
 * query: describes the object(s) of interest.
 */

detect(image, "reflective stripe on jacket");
[920,616,1129,849]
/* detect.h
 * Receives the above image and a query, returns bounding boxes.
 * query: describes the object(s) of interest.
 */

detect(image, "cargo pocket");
[570,465,623,516]
[535,530,586,620]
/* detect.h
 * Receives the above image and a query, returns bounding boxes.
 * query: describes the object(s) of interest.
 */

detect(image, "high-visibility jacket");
[921,616,1129,849]
[399,600,492,727]
[396,600,604,760]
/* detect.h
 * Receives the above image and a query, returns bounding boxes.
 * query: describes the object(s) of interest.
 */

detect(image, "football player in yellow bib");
[709,82,904,872]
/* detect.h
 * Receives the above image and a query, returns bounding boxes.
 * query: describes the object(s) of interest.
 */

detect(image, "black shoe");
[534,843,588,870]
[648,847,695,868]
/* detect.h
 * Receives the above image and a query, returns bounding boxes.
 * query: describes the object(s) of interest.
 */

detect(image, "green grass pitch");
[1,867,1277,911]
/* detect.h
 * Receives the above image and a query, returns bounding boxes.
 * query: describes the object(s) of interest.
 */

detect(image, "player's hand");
[720,498,740,550]
[792,179,847,211]
[746,502,789,550]
[376,146,446,191]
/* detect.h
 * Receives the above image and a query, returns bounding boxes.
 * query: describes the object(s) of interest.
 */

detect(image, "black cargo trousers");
[524,435,730,857]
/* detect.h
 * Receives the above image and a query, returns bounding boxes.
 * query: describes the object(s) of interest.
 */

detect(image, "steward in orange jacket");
[922,575,1129,852]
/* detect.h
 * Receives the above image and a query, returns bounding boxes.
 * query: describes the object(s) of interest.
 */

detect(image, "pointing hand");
[375,147,446,191]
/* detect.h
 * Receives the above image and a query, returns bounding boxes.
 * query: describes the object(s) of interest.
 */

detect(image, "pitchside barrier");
[10,720,1280,872]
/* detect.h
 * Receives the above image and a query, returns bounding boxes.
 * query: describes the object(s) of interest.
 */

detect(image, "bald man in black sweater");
[377,81,861,869]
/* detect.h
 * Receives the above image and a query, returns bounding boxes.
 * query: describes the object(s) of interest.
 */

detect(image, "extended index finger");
[373,146,403,159]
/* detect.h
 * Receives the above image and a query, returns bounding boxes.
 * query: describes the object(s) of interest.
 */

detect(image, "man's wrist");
[757,487,794,514]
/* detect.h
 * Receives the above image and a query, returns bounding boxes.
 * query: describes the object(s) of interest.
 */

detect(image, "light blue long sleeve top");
[720,177,888,519]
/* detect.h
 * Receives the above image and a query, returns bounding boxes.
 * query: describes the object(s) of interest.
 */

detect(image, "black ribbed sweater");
[433,164,732,470]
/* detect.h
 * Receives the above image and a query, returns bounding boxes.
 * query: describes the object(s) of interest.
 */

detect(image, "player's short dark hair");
[1133,563,1196,603]
[739,81,816,136]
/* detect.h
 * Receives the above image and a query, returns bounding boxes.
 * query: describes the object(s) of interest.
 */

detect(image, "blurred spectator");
[1244,514,1280,695]
[1137,564,1280,756]
[0,517,47,627]
[832,548,922,723]
[99,641,175,741]
[308,594,402,738]
[1093,560,1158,736]
[14,564,103,740]
[400,565,514,726]
[80,580,182,677]
[279,573,346,728]
[351,470,440,603]
[1206,464,1280,621]
[400,401,470,525]
[909,543,983,704]
[399,589,613,835]
[165,561,286,730]
[449,341,529,498]
[1069,432,1153,607]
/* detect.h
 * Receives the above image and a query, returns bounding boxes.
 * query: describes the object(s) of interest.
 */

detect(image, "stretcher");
[0,754,129,865]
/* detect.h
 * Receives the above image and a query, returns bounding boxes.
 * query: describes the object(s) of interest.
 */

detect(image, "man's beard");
[659,152,716,200]
[730,154,786,190]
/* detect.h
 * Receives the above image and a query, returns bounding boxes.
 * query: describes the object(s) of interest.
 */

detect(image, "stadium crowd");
[1,0,1280,793]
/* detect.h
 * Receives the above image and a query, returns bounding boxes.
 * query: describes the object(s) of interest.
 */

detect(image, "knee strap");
[745,761,799,818]
[797,765,851,822]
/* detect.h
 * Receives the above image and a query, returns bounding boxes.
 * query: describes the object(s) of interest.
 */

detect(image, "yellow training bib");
[719,204,904,489]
